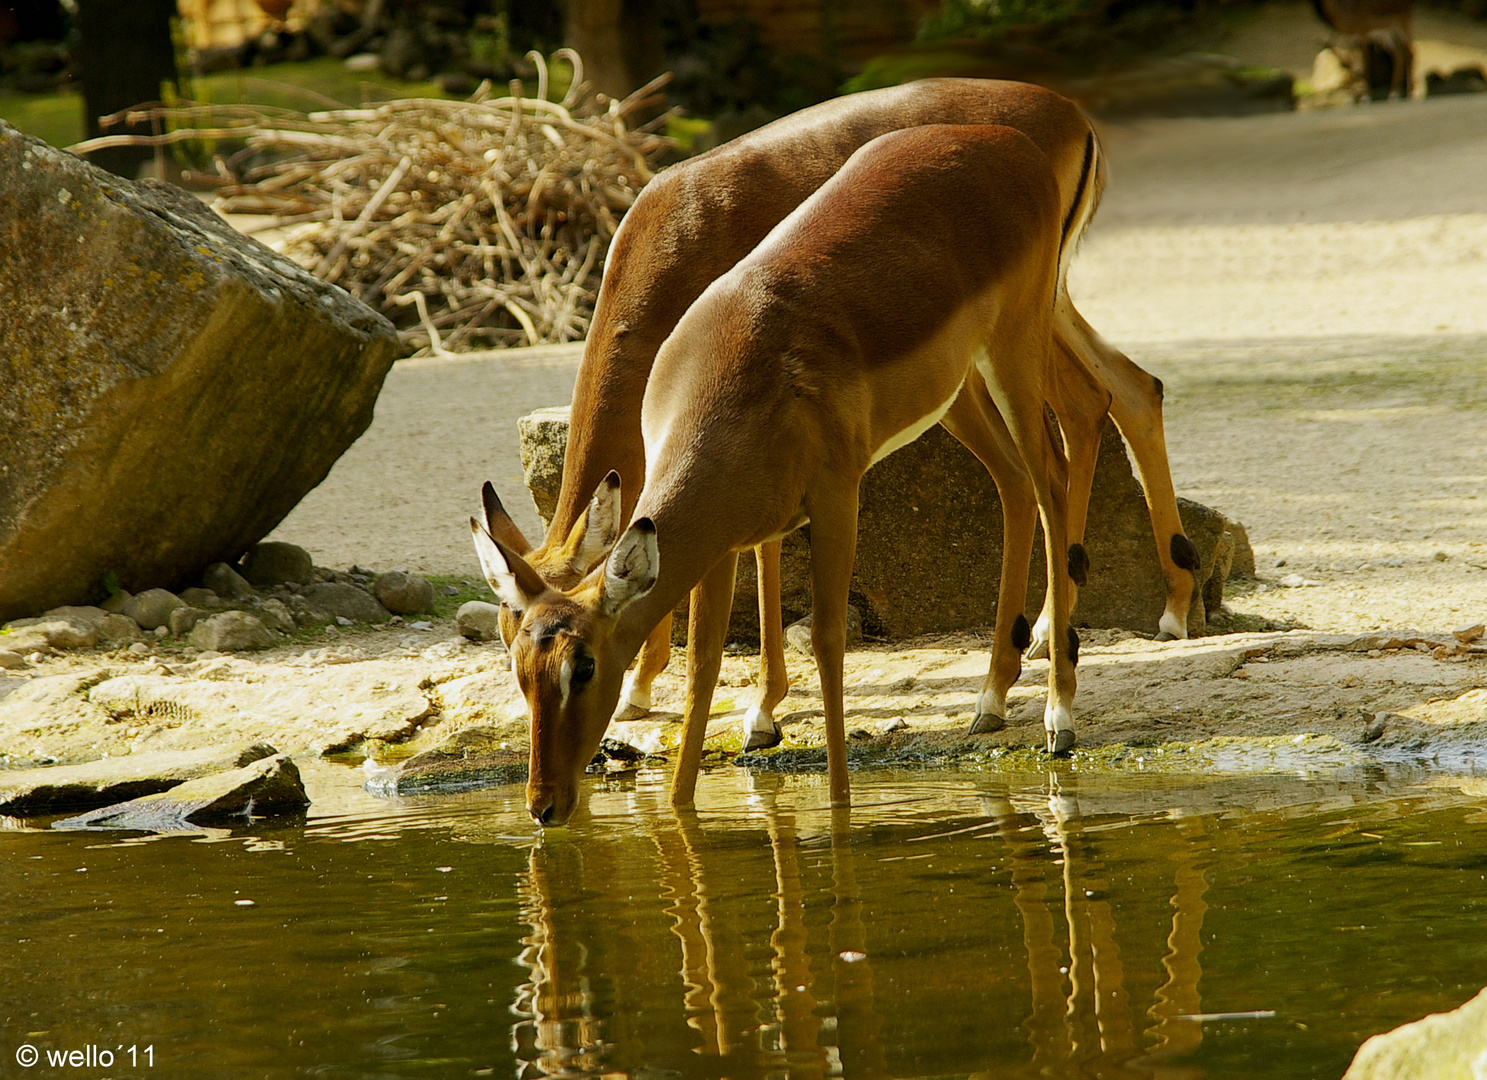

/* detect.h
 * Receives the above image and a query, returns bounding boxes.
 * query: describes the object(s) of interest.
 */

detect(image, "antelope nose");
[529,798,557,826]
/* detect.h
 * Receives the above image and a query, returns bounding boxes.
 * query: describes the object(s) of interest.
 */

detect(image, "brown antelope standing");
[474,123,1078,825]
[479,79,1199,761]
[1312,0,1415,100]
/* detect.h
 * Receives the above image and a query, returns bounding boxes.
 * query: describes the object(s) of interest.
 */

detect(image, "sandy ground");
[4,84,1485,779]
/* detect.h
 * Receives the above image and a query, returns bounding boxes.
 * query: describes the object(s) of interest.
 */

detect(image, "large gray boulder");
[1343,985,1487,1079]
[518,407,1242,641]
[53,753,309,831]
[0,743,278,815]
[0,120,399,622]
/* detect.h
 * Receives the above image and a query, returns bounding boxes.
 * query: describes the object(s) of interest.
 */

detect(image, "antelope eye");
[573,653,596,687]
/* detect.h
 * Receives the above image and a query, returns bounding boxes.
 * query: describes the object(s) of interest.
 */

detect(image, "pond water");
[4,762,1487,1079]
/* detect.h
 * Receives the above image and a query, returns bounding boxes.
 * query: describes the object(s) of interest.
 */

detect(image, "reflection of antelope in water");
[512,783,885,1077]
[980,777,1212,1078]
[1312,0,1415,100]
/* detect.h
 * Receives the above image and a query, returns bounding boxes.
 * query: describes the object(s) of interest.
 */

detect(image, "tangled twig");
[75,51,672,355]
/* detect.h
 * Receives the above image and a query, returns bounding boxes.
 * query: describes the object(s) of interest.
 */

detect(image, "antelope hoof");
[612,701,651,722]
[743,724,783,752]
[1154,630,1178,642]
[967,712,1006,735]
[1044,729,1076,757]
[1026,638,1050,661]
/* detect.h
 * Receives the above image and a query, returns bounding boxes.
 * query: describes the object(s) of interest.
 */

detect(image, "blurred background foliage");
[2,0,1486,167]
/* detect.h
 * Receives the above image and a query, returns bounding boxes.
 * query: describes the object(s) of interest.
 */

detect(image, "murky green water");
[4,762,1487,1079]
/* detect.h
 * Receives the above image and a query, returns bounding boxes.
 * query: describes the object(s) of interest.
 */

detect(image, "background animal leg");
[743,541,789,751]
[1059,304,1196,641]
[614,613,673,721]
[940,377,1037,734]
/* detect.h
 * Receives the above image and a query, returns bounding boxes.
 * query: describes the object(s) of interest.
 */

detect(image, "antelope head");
[471,474,658,825]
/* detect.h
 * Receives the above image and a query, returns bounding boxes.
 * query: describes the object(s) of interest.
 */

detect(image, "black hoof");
[742,725,783,752]
[1043,730,1075,756]
[1154,631,1178,642]
[967,712,1006,735]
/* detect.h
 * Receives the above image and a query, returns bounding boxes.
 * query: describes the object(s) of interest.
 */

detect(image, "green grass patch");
[0,57,448,150]
[423,574,491,621]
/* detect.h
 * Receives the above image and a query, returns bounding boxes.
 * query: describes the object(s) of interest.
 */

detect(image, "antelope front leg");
[670,552,740,808]
[1060,304,1197,641]
[806,486,860,807]
[742,541,790,751]
[614,612,674,721]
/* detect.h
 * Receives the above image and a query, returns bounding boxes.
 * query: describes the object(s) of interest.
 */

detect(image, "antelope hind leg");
[1028,334,1109,660]
[1058,303,1197,641]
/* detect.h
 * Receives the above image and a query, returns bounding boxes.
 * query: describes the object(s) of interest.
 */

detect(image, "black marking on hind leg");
[1067,543,1089,587]
[1011,614,1032,653]
[1171,534,1200,573]
[1066,627,1080,667]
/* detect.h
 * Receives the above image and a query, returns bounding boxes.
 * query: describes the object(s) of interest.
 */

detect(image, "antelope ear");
[471,517,546,611]
[482,481,533,556]
[559,471,623,575]
[599,518,658,618]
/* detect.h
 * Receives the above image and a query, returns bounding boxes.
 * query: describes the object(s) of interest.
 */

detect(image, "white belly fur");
[868,384,962,466]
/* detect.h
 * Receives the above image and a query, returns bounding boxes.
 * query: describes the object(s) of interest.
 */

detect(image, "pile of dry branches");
[81,52,671,354]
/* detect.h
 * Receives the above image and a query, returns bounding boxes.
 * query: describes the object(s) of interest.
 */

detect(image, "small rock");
[1363,713,1390,742]
[127,642,151,656]
[374,570,436,615]
[256,597,297,634]
[300,582,391,625]
[240,541,315,587]
[121,587,182,631]
[52,754,309,831]
[1379,557,1405,568]
[2,617,98,652]
[179,587,220,608]
[883,716,909,733]
[0,650,25,669]
[848,728,872,740]
[440,584,460,596]
[1433,551,1449,562]
[168,606,206,637]
[336,616,353,627]
[188,611,275,652]
[26,651,47,663]
[203,562,255,600]
[456,600,502,641]
[784,607,864,655]
[100,591,131,613]
[1279,573,1322,588]
[1453,623,1485,644]
[409,620,433,632]
[598,738,646,765]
